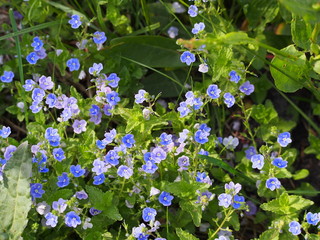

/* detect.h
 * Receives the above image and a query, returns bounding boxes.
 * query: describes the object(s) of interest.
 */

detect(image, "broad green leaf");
[291,15,313,50]
[86,186,122,221]
[270,45,308,93]
[105,36,186,68]
[179,201,202,227]
[0,142,32,239]
[261,192,313,215]
[279,0,320,24]
[176,228,199,240]
[164,181,205,198]
[246,0,279,32]
[259,229,279,240]
[215,32,255,45]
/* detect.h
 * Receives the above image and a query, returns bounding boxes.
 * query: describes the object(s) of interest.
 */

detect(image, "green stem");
[166,206,169,237]
[239,99,257,150]
[9,9,28,126]
[209,209,234,240]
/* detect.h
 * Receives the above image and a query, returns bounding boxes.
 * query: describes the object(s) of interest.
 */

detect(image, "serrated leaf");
[261,192,313,215]
[270,45,308,93]
[291,15,313,50]
[259,229,280,240]
[0,142,32,239]
[176,228,199,240]
[179,201,202,227]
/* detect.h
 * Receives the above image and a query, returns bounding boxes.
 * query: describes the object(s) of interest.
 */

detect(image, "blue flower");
[92,159,108,175]
[89,105,100,116]
[45,127,61,147]
[223,93,235,108]
[232,195,245,209]
[93,173,105,185]
[180,51,196,65]
[0,71,14,83]
[177,156,190,170]
[31,37,43,51]
[191,22,205,34]
[194,130,209,144]
[93,31,107,44]
[142,160,158,174]
[135,89,147,104]
[107,73,120,88]
[4,145,17,160]
[218,193,232,208]
[57,172,70,188]
[39,75,54,90]
[23,79,35,91]
[75,190,88,200]
[245,146,256,160]
[277,132,292,147]
[229,70,241,83]
[159,133,172,145]
[142,207,157,222]
[251,154,264,170]
[306,212,320,225]
[206,84,221,99]
[222,136,239,150]
[239,81,254,95]
[65,211,81,228]
[52,198,67,213]
[66,58,80,71]
[168,26,178,38]
[105,150,120,166]
[89,207,102,216]
[53,148,65,161]
[159,191,174,206]
[117,165,133,179]
[70,164,85,177]
[26,52,39,64]
[196,172,212,185]
[68,15,82,29]
[32,88,45,102]
[272,157,288,168]
[89,63,103,76]
[266,177,281,191]
[45,212,58,227]
[0,126,11,138]
[30,183,45,199]
[188,5,198,17]
[177,101,191,117]
[106,91,120,106]
[288,221,301,235]
[46,93,57,108]
[122,134,135,148]
[151,147,167,163]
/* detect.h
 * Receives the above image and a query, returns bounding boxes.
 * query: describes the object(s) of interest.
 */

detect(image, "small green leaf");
[261,192,313,215]
[0,142,32,239]
[270,45,308,93]
[176,228,199,240]
[292,169,309,180]
[291,15,313,50]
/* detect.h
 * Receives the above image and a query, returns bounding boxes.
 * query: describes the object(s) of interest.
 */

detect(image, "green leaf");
[292,169,309,180]
[245,0,279,32]
[304,135,320,160]
[279,0,320,24]
[176,228,199,240]
[106,36,186,68]
[291,15,313,50]
[270,45,308,92]
[251,100,278,125]
[0,142,32,239]
[86,186,122,221]
[259,229,280,240]
[200,155,255,184]
[164,181,205,198]
[179,201,202,227]
[261,192,313,215]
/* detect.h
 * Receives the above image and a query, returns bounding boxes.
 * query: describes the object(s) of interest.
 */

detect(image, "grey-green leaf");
[0,142,32,239]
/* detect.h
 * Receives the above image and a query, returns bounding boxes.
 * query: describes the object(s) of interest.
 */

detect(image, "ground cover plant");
[0,0,320,239]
